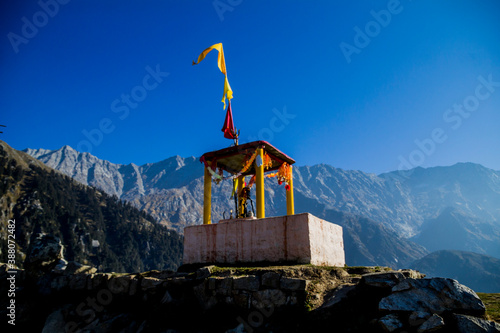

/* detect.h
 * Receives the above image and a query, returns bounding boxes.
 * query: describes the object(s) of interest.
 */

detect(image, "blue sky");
[1,0,499,174]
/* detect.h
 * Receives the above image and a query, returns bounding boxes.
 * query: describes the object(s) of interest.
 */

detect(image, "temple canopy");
[199,140,295,224]
[200,140,295,176]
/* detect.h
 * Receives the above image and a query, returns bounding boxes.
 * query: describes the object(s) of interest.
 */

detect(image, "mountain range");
[409,250,500,293]
[24,144,500,257]
[3,140,499,290]
[0,141,182,272]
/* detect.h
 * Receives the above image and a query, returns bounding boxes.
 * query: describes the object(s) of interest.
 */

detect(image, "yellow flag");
[193,43,233,108]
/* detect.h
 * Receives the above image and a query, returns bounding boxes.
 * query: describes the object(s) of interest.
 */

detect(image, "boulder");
[321,285,357,309]
[215,277,233,296]
[42,309,67,333]
[453,314,500,333]
[362,271,406,288]
[68,274,87,290]
[195,266,214,280]
[140,277,163,292]
[233,275,260,291]
[379,314,403,332]
[280,277,308,291]
[24,233,64,278]
[63,261,97,275]
[261,271,281,289]
[252,289,287,308]
[417,314,445,333]
[409,311,432,327]
[379,278,485,315]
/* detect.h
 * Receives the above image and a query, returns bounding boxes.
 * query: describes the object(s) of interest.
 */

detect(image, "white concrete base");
[183,213,345,267]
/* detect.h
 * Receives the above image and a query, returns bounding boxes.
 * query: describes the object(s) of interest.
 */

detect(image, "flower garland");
[201,148,260,183]
[277,162,292,184]
[201,149,292,191]
[263,152,273,170]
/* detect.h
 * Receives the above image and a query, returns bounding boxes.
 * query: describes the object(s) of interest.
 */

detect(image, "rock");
[225,323,246,333]
[208,277,217,290]
[280,277,308,291]
[261,271,281,288]
[454,314,500,333]
[379,314,403,332]
[92,273,111,289]
[215,277,233,296]
[196,266,214,279]
[233,275,260,291]
[140,277,163,292]
[63,261,97,275]
[232,290,250,308]
[321,285,357,309]
[107,275,134,294]
[193,281,218,310]
[68,274,87,290]
[53,259,68,273]
[161,290,173,304]
[400,269,426,279]
[252,289,286,308]
[42,309,67,333]
[129,278,138,296]
[417,314,445,333]
[362,271,406,288]
[379,278,485,315]
[24,233,64,278]
[409,311,432,327]
[50,275,68,291]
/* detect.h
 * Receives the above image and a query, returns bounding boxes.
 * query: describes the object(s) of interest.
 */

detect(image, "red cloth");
[221,100,235,139]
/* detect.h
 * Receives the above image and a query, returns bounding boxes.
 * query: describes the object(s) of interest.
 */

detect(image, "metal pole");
[203,164,212,224]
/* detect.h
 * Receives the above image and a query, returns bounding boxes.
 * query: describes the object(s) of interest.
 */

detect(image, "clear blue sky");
[1,0,499,174]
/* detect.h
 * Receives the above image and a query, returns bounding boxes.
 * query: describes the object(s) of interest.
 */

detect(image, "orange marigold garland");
[277,162,292,185]
[263,152,273,170]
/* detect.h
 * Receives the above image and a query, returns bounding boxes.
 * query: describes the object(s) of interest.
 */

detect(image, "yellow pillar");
[237,175,245,195]
[203,164,212,224]
[236,175,245,217]
[286,166,295,215]
[255,148,265,218]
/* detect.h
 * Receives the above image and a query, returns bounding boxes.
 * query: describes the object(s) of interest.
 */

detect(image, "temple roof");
[200,140,295,176]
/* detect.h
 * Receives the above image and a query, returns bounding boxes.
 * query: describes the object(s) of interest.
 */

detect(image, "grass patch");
[477,293,500,323]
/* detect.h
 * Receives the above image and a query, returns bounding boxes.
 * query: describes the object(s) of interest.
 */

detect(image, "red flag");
[221,100,235,139]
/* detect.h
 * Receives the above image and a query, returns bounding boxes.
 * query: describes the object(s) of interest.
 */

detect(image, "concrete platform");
[183,213,345,266]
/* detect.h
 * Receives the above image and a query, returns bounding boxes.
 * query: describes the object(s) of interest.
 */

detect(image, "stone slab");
[183,213,345,266]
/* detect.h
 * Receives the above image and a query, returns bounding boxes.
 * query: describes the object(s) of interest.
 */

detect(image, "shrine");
[183,43,345,267]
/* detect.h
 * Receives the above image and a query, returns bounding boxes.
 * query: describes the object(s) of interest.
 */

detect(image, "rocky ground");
[1,233,499,332]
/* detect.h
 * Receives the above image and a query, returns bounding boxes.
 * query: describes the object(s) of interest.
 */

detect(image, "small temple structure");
[183,43,345,267]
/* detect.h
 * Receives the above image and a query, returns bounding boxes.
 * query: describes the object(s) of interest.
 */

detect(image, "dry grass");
[477,293,500,323]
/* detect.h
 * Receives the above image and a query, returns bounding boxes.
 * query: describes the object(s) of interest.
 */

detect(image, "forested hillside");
[0,141,182,272]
